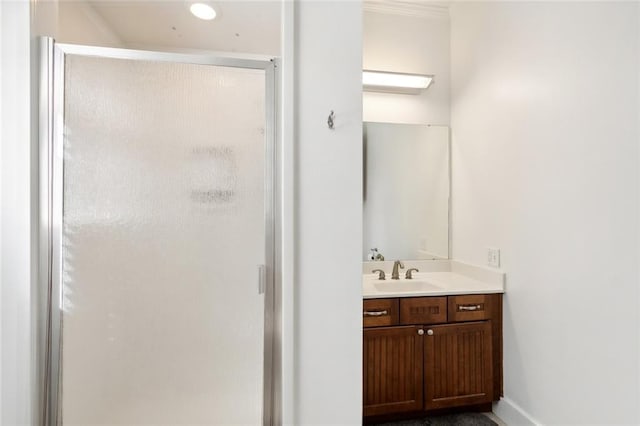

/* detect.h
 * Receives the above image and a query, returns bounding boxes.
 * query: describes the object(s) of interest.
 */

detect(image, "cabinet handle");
[417,329,424,335]
[363,310,388,317]
[458,304,482,311]
[427,329,434,336]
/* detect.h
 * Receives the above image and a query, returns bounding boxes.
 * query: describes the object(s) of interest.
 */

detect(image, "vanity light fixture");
[363,70,433,94]
[189,2,217,20]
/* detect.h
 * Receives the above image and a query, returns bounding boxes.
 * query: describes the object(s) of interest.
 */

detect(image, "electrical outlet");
[487,247,500,268]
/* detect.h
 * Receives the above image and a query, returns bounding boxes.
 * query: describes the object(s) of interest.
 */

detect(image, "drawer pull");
[458,304,482,311]
[364,310,388,317]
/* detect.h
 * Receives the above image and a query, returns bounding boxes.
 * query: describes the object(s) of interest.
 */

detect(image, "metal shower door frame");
[39,37,279,426]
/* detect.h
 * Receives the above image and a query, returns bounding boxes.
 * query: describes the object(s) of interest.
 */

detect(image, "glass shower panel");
[61,55,267,424]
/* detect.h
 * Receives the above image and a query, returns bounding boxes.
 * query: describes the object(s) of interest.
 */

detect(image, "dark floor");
[369,413,497,426]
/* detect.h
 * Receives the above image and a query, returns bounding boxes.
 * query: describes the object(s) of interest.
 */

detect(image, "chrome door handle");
[458,304,482,311]
[363,310,388,317]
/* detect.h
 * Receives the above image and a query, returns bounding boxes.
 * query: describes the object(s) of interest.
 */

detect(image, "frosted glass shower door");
[52,49,274,425]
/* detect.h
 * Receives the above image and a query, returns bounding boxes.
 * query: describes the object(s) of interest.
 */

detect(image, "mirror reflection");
[363,122,450,261]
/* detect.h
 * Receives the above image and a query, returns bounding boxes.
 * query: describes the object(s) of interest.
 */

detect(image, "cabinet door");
[363,326,424,416]
[424,321,493,410]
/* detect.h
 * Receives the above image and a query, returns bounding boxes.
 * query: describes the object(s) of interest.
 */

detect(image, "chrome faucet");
[372,269,386,280]
[405,268,419,279]
[391,260,404,280]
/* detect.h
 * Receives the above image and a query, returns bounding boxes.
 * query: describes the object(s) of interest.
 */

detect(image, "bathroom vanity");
[362,123,504,421]
[362,263,504,421]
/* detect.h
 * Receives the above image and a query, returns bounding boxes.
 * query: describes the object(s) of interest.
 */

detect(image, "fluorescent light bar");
[363,70,433,94]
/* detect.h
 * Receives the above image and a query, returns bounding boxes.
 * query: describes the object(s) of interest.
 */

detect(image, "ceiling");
[85,0,281,56]
[66,0,448,57]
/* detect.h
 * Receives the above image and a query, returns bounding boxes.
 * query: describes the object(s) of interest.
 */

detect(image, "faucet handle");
[372,269,386,280]
[405,268,419,279]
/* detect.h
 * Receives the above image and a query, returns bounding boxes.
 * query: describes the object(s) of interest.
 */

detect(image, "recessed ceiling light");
[190,2,217,20]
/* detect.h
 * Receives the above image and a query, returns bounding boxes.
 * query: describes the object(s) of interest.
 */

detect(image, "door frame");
[38,37,280,426]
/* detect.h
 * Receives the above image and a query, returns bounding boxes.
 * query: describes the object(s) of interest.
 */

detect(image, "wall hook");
[327,110,335,130]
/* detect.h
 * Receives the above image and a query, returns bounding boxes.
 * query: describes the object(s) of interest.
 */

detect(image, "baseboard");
[493,397,541,425]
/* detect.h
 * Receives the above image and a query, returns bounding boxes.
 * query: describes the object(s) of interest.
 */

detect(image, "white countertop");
[362,263,505,299]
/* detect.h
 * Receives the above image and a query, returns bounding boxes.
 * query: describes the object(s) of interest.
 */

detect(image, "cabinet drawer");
[363,299,399,327]
[448,294,492,322]
[400,297,447,325]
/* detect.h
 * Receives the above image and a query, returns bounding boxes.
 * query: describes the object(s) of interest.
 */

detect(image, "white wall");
[294,1,362,424]
[57,1,122,47]
[363,10,450,125]
[450,2,639,424]
[1,0,37,424]
[32,0,123,47]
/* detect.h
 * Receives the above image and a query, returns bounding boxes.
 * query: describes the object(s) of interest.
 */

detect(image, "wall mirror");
[363,122,450,261]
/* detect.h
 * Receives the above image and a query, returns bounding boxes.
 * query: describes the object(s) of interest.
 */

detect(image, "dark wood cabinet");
[363,294,502,420]
[363,326,423,416]
[363,298,399,328]
[400,297,447,325]
[424,321,493,410]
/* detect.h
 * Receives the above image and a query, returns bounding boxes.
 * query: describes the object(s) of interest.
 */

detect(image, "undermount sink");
[373,280,443,293]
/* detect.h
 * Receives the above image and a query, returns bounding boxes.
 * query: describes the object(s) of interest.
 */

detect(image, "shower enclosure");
[39,39,278,425]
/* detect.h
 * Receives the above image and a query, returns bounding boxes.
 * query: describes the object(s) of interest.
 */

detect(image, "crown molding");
[364,0,450,19]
